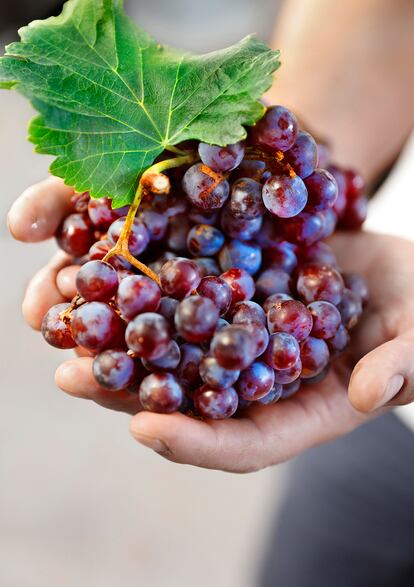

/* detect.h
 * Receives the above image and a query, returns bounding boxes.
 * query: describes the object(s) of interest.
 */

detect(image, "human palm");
[8,178,414,472]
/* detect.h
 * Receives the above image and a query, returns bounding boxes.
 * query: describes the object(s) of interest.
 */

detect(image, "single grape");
[267,299,313,342]
[149,251,176,274]
[211,325,255,370]
[175,296,219,343]
[229,178,264,219]
[159,257,201,299]
[327,323,350,356]
[142,340,181,371]
[151,192,188,218]
[199,354,240,389]
[116,275,161,320]
[221,206,263,240]
[256,383,283,405]
[139,372,183,413]
[344,168,365,200]
[139,209,168,241]
[176,343,203,389]
[193,257,221,277]
[300,337,330,378]
[254,268,291,301]
[231,159,268,182]
[281,379,301,399]
[300,241,337,267]
[108,217,150,256]
[194,385,238,419]
[284,130,318,179]
[188,207,220,226]
[218,240,262,275]
[186,224,224,256]
[157,296,179,325]
[254,214,281,248]
[76,260,118,302]
[72,191,90,213]
[318,208,337,239]
[304,169,338,211]
[238,322,269,358]
[262,242,298,273]
[197,276,232,316]
[198,141,245,173]
[236,361,275,401]
[231,300,266,326]
[297,264,345,305]
[262,175,308,218]
[308,301,341,339]
[316,141,331,168]
[41,303,77,349]
[339,196,368,229]
[182,163,230,210]
[343,272,369,306]
[337,289,363,329]
[281,211,324,246]
[252,105,298,151]
[327,165,347,217]
[220,268,255,306]
[301,363,331,386]
[263,332,300,370]
[166,213,192,253]
[263,293,293,313]
[88,197,128,229]
[70,302,122,351]
[125,312,171,360]
[273,358,302,384]
[56,213,94,257]
[92,349,137,391]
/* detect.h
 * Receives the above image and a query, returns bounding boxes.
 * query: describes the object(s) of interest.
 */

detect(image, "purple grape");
[218,240,262,275]
[231,159,268,182]
[188,207,220,226]
[176,343,203,389]
[263,293,293,313]
[199,354,240,389]
[281,211,324,246]
[221,206,263,240]
[300,337,330,379]
[88,197,128,229]
[41,303,77,349]
[211,325,255,370]
[327,324,350,356]
[264,332,300,370]
[308,301,341,339]
[159,257,201,299]
[186,224,224,256]
[262,175,308,218]
[252,105,298,151]
[70,302,122,351]
[318,208,337,239]
[108,217,150,256]
[139,372,183,413]
[254,268,291,301]
[231,300,266,326]
[273,359,302,384]
[257,383,283,405]
[229,178,264,219]
[284,131,318,179]
[262,242,298,273]
[116,275,161,320]
[142,340,181,371]
[304,169,338,211]
[194,385,239,419]
[175,296,219,343]
[166,213,192,253]
[193,257,221,277]
[125,312,171,360]
[337,289,363,329]
[89,239,132,271]
[238,322,269,358]
[236,361,275,401]
[139,209,168,241]
[198,141,245,172]
[267,299,313,342]
[301,242,337,266]
[76,260,118,302]
[281,379,301,399]
[182,163,230,210]
[343,272,369,306]
[220,268,255,306]
[56,213,94,257]
[197,276,232,316]
[297,264,345,305]
[93,349,137,391]
[157,296,179,325]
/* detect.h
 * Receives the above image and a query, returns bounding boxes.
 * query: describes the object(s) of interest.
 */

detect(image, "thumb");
[348,331,414,412]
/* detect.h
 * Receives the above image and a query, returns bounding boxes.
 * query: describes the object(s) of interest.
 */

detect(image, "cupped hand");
[8,178,414,472]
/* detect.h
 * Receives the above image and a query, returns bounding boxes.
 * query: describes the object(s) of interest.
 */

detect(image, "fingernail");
[380,374,405,407]
[133,433,170,455]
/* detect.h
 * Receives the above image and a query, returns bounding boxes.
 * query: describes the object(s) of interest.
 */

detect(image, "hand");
[8,178,414,472]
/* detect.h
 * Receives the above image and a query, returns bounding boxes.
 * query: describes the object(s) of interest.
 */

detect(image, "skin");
[7,178,414,472]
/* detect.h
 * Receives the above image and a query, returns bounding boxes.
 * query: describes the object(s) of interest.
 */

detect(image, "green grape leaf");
[0,0,280,206]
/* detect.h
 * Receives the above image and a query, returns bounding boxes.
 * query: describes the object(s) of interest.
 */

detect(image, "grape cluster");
[41,105,369,420]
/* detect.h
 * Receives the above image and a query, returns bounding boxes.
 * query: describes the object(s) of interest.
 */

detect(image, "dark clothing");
[259,413,414,587]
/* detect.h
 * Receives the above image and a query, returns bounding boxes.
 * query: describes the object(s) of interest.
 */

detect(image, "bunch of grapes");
[41,105,369,420]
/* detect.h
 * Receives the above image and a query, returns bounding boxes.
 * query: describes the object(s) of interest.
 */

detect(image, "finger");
[8,176,74,242]
[55,357,142,415]
[348,330,414,412]
[56,265,80,299]
[130,411,266,472]
[22,251,72,330]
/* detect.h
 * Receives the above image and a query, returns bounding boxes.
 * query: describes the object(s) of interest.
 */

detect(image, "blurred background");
[0,2,287,586]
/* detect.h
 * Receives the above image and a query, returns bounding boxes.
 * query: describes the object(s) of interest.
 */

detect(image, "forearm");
[267,0,414,184]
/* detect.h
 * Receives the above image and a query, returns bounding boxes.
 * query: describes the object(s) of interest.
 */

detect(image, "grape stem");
[103,153,197,284]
